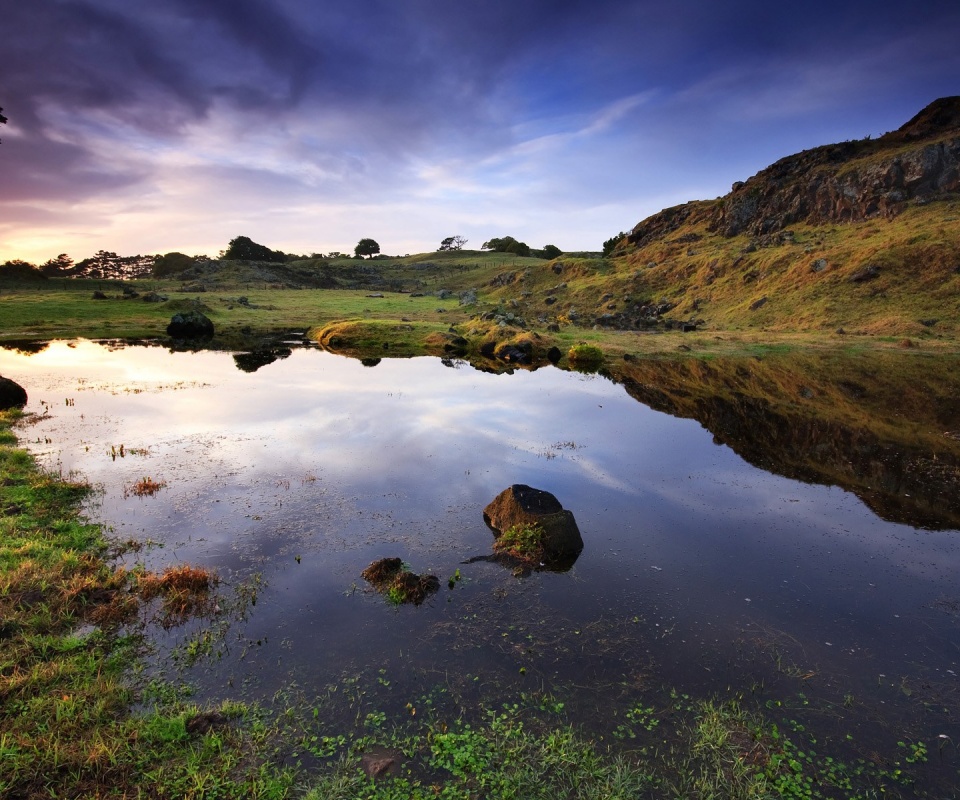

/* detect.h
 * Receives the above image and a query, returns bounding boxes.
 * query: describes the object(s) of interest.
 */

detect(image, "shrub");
[152,252,195,277]
[567,344,604,367]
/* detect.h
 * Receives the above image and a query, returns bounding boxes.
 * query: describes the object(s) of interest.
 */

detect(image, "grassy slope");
[611,199,960,338]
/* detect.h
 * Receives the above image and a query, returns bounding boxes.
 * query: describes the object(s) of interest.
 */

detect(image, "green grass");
[567,343,605,368]
[296,685,912,800]
[0,409,295,798]
[493,523,547,565]
[0,282,478,342]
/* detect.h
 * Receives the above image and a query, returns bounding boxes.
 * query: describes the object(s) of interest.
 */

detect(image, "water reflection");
[608,352,960,529]
[2,339,959,765]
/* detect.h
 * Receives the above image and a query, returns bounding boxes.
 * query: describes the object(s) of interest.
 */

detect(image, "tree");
[540,244,562,260]
[224,235,286,262]
[153,252,195,277]
[438,235,468,251]
[354,238,380,258]
[482,236,530,257]
[0,260,46,281]
[602,232,627,257]
[40,253,74,276]
[0,106,6,144]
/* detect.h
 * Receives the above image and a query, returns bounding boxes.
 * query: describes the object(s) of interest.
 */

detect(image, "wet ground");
[3,338,959,794]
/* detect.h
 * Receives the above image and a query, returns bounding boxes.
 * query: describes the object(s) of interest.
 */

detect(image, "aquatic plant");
[362,558,440,605]
[493,523,546,565]
[126,476,166,497]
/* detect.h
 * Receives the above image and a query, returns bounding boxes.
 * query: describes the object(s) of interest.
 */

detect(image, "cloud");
[2,0,959,261]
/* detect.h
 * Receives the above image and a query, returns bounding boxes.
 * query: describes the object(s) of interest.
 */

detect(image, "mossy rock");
[483,485,583,569]
[361,558,439,605]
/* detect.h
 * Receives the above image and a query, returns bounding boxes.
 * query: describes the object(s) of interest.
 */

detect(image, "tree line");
[2,229,614,282]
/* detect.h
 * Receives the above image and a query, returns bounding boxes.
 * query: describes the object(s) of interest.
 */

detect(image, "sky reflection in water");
[2,340,958,730]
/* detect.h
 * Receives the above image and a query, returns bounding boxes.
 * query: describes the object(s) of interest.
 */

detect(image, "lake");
[3,337,959,791]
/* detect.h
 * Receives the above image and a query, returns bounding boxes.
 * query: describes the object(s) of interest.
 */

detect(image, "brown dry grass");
[137,564,217,626]
[125,476,166,497]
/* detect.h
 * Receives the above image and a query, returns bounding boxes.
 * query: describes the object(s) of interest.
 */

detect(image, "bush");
[567,344,604,367]
[152,252,195,277]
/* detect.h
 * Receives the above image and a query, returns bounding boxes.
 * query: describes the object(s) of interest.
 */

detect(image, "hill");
[297,97,960,342]
[589,96,960,337]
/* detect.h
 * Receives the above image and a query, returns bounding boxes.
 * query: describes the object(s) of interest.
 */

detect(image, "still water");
[2,339,959,782]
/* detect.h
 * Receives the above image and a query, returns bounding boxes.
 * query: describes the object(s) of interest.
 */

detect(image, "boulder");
[849,264,881,283]
[91,290,108,300]
[494,343,530,363]
[167,310,215,338]
[0,376,27,409]
[483,484,584,566]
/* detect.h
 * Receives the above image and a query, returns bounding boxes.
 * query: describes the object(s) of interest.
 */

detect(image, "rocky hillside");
[627,97,960,247]
[596,97,960,337]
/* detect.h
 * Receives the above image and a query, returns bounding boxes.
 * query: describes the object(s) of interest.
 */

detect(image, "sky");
[2,0,959,263]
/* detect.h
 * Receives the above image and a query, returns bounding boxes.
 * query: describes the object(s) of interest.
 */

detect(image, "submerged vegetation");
[296,674,928,800]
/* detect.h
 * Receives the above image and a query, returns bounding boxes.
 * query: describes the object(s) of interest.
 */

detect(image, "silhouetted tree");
[0,260,46,281]
[40,253,74,276]
[224,236,286,262]
[153,252,195,277]
[0,106,6,143]
[354,238,380,258]
[438,235,468,251]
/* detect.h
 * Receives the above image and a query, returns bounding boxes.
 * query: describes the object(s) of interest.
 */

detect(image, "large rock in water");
[0,376,27,409]
[483,484,584,564]
[167,311,214,338]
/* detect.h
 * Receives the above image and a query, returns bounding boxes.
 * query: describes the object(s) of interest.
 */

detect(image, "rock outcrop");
[624,97,960,248]
[361,557,440,605]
